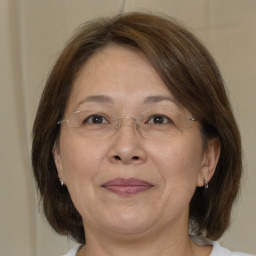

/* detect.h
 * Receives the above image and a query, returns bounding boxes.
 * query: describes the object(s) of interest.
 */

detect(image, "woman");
[32,12,253,256]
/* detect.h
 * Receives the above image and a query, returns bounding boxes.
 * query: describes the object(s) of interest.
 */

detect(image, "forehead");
[66,45,181,113]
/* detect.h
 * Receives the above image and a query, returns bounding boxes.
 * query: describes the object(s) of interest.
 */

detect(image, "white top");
[61,241,255,256]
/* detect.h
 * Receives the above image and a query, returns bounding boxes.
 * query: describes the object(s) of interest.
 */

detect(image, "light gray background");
[1,0,255,255]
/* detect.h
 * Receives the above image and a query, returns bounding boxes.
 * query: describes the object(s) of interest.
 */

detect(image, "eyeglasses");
[57,110,197,139]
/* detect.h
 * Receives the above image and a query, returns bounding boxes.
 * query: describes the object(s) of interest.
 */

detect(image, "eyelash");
[83,114,173,125]
[146,115,172,125]
[83,114,109,124]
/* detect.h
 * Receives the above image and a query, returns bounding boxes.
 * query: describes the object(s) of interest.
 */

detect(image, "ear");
[197,137,221,187]
[52,142,65,183]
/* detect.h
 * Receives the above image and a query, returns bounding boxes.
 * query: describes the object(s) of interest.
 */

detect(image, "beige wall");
[1,0,255,255]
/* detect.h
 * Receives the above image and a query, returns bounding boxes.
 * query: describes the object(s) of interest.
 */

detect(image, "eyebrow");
[75,95,178,108]
[143,96,177,104]
[76,95,113,108]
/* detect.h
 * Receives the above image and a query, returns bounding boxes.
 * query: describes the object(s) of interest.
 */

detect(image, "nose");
[108,118,147,165]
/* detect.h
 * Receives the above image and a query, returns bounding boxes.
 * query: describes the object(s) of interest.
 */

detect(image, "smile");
[102,178,154,196]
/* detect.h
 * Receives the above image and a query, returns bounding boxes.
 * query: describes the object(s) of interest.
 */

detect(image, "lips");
[102,178,154,196]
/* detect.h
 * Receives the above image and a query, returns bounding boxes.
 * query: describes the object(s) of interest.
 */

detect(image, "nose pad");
[114,117,141,133]
[134,121,140,130]
[109,117,146,165]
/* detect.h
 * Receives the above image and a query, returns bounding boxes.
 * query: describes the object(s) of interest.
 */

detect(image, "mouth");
[101,178,154,196]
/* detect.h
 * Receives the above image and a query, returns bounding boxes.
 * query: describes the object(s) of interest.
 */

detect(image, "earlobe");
[197,137,221,187]
[53,143,65,182]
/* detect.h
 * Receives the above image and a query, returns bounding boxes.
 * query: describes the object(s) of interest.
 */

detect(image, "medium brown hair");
[32,12,242,244]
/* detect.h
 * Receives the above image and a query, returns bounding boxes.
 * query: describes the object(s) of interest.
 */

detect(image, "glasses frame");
[57,110,197,138]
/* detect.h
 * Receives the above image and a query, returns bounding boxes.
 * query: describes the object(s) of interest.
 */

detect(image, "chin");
[101,207,156,235]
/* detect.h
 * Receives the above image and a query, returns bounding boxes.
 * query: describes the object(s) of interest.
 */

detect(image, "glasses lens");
[68,111,112,137]
[66,109,195,138]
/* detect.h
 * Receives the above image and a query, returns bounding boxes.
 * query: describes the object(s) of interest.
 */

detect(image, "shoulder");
[61,246,80,256]
[211,241,255,256]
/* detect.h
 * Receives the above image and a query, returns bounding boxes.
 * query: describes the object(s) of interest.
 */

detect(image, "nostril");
[114,155,121,160]
[113,155,139,161]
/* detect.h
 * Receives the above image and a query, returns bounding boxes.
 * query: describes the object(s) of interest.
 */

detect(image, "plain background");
[0,0,255,255]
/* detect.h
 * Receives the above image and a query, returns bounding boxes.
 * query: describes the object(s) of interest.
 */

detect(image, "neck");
[81,219,204,256]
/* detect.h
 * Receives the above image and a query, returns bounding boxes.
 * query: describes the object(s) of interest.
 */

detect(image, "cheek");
[59,138,109,215]
[150,135,203,186]
[149,137,203,216]
[60,137,105,183]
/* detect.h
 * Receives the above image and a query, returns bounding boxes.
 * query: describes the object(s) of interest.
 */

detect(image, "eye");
[84,114,109,124]
[147,115,172,125]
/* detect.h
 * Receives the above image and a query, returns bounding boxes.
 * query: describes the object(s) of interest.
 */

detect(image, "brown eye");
[85,115,108,124]
[153,116,164,124]
[147,115,171,125]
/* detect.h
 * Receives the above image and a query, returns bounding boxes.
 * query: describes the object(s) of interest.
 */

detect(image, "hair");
[32,12,242,244]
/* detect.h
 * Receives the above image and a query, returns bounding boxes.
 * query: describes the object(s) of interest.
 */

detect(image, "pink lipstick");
[102,178,153,196]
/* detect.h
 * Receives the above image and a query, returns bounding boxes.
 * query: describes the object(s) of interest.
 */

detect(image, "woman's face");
[54,46,218,239]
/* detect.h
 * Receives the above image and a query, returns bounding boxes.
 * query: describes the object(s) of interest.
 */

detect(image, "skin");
[54,45,220,256]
